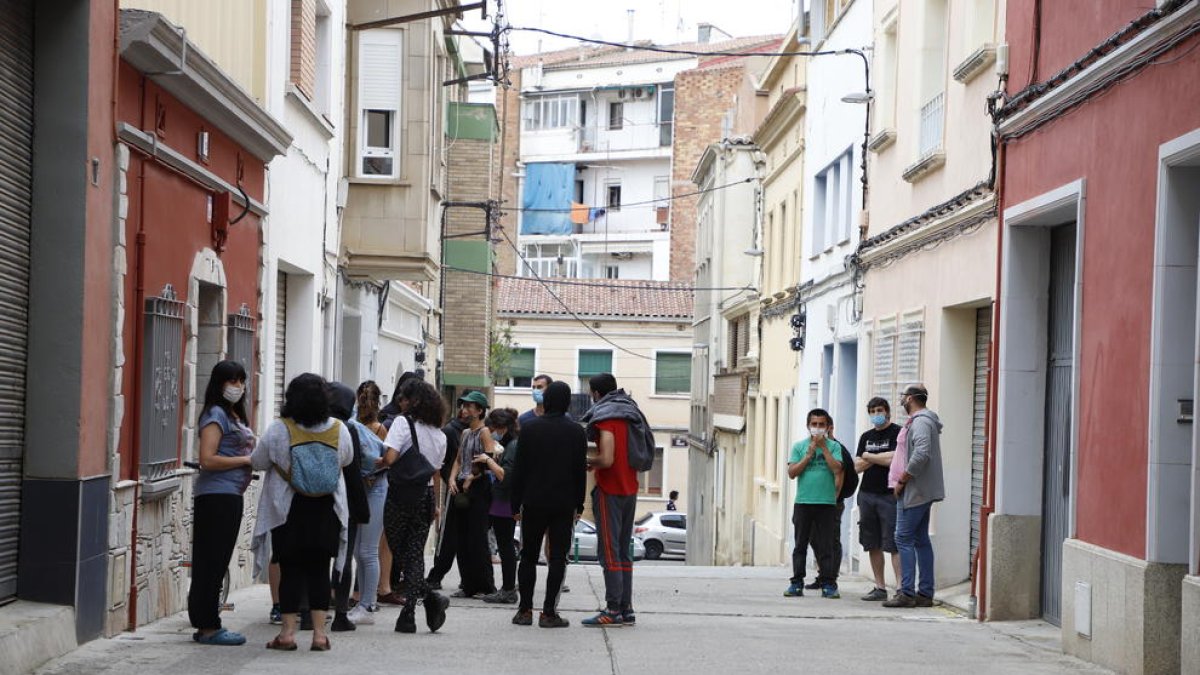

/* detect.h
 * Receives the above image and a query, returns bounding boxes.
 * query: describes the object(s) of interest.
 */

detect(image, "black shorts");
[857,490,897,553]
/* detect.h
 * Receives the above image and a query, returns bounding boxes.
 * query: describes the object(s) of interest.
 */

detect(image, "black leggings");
[490,515,517,591]
[188,494,243,630]
[385,486,434,606]
[278,553,333,614]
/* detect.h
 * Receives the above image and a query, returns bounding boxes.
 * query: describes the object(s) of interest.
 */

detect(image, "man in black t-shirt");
[855,397,902,601]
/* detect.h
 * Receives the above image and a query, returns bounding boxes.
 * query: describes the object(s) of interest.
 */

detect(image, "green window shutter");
[578,350,613,377]
[655,352,691,394]
[511,348,535,379]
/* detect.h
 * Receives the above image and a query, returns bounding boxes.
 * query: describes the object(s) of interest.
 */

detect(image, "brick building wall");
[289,0,316,99]
[494,69,522,276]
[443,125,497,388]
[670,64,752,282]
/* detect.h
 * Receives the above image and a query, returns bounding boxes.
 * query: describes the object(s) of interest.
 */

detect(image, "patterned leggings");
[384,485,434,606]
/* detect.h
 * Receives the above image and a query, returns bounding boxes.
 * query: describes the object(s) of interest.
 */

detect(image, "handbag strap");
[404,415,420,457]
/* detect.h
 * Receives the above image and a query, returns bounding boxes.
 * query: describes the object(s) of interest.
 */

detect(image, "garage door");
[274,271,287,417]
[0,0,35,605]
[970,307,991,576]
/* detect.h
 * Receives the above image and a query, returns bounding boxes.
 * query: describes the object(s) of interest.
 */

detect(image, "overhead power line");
[508,26,857,59]
[496,227,660,360]
[443,264,754,293]
[496,177,753,213]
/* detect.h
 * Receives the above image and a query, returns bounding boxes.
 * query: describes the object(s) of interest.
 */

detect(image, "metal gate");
[0,0,35,605]
[227,304,255,411]
[274,272,287,417]
[1040,224,1076,626]
[970,307,991,576]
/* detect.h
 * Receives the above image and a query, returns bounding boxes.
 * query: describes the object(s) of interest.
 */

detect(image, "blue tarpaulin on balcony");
[520,162,574,235]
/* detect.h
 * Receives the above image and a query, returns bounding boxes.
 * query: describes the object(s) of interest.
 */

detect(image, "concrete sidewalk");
[33,563,1110,675]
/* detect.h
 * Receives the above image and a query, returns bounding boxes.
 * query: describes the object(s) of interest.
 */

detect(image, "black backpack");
[387,416,437,500]
[834,440,859,502]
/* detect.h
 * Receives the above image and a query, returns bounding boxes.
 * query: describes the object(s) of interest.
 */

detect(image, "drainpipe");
[975,134,1007,622]
[126,75,151,631]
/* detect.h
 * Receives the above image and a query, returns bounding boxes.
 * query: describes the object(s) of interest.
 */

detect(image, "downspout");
[127,73,149,631]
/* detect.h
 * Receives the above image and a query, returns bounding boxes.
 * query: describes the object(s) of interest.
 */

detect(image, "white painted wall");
[261,0,346,425]
[374,281,433,404]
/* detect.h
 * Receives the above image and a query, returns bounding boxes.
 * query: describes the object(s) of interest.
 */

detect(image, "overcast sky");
[464,0,798,55]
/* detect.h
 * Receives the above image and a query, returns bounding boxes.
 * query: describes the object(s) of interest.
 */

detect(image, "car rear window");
[635,513,653,525]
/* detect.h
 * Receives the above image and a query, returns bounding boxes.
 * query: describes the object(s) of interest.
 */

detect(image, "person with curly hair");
[481,408,520,604]
[379,379,450,633]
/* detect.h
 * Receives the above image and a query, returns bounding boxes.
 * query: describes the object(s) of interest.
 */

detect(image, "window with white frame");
[875,16,899,133]
[521,242,578,278]
[497,347,536,388]
[872,314,924,422]
[606,183,622,211]
[356,29,402,177]
[523,94,581,131]
[811,149,854,254]
[655,351,691,395]
[608,101,624,130]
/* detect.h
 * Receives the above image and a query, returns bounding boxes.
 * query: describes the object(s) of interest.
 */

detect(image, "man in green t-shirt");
[784,408,843,599]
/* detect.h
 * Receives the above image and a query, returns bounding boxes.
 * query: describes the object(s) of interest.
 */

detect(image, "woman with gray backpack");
[252,373,354,652]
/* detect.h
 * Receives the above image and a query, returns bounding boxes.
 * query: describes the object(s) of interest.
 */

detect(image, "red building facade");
[106,10,289,632]
[985,1,1200,672]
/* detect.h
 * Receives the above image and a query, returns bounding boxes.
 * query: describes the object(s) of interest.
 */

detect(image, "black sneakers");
[424,592,450,632]
[538,612,569,628]
[861,587,888,602]
[395,607,417,634]
[512,608,534,626]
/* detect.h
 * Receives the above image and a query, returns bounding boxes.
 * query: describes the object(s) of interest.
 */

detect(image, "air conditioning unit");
[618,89,628,99]
[632,87,645,99]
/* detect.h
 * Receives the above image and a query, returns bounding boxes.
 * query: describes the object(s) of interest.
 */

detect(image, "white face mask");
[222,384,245,404]
[809,426,827,438]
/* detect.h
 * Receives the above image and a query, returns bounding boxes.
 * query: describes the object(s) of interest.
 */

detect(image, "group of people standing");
[184,363,452,650]
[785,384,945,607]
[183,359,653,651]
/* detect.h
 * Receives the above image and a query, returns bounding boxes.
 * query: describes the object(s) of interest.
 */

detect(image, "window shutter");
[511,348,535,380]
[873,319,897,406]
[359,29,402,111]
[896,318,924,396]
[578,349,612,377]
[656,353,691,394]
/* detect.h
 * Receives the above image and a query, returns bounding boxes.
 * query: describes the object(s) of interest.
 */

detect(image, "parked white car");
[513,518,646,562]
[633,511,687,559]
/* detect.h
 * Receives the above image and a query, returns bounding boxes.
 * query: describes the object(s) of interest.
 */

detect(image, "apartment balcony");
[903,91,947,183]
[341,184,440,281]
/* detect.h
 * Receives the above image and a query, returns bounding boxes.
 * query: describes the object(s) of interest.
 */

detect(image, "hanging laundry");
[570,203,607,225]
[521,162,575,235]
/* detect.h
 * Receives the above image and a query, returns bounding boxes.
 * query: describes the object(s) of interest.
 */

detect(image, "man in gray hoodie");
[883,384,944,608]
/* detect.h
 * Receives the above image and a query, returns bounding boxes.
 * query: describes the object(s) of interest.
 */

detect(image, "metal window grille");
[227,303,256,407]
[141,284,184,480]
[918,91,945,160]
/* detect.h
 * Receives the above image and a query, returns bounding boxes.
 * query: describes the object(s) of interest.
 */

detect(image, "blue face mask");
[870,414,887,427]
[491,431,503,443]
[532,389,544,405]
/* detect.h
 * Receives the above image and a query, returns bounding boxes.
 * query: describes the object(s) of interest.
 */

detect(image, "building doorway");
[1040,223,1077,626]
[195,282,225,410]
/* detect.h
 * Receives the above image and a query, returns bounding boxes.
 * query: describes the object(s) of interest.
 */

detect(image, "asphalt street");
[34,561,1111,675]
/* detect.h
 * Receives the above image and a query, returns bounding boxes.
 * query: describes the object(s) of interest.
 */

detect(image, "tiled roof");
[510,35,783,71]
[497,277,693,320]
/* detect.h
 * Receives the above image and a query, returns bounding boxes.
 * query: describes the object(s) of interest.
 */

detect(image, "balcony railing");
[918,91,945,160]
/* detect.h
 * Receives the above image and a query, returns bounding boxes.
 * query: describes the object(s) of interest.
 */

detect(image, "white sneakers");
[347,603,375,625]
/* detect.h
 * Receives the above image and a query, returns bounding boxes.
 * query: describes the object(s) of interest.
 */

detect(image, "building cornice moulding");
[997,0,1200,138]
[119,9,292,162]
[859,193,996,268]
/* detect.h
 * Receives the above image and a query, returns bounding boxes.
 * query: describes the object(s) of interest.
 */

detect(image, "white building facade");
[262,0,347,415]
[797,0,871,567]
[515,55,694,281]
